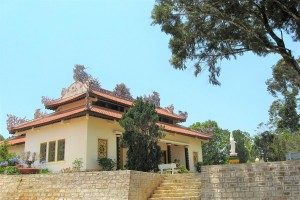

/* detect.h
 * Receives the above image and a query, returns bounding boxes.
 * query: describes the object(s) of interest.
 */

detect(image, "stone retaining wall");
[0,170,162,200]
[201,160,300,200]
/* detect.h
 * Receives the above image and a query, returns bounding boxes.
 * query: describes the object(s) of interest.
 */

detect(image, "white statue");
[230,133,237,156]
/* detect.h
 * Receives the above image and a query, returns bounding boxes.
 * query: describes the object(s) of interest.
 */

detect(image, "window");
[159,117,174,124]
[94,100,125,112]
[98,139,107,159]
[40,143,47,162]
[57,139,65,161]
[48,141,56,162]
[193,152,199,164]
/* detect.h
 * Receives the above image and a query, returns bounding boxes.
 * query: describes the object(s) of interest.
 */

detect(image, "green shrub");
[178,165,189,173]
[40,169,49,174]
[72,158,83,172]
[5,166,20,175]
[195,162,202,173]
[98,158,116,171]
[0,166,5,174]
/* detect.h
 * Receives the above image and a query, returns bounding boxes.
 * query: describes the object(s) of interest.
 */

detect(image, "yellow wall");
[8,144,25,157]
[162,132,204,172]
[19,114,205,172]
[86,116,124,170]
[57,99,86,112]
[23,116,88,172]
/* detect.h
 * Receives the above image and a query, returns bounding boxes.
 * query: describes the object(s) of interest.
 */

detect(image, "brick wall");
[201,160,300,200]
[0,170,162,200]
[129,171,163,200]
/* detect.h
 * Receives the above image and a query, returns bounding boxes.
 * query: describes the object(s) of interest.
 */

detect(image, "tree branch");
[271,0,300,23]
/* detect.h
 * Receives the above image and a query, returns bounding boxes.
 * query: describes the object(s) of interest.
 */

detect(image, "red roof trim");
[45,87,185,122]
[157,122,211,140]
[45,93,86,110]
[0,135,26,146]
[10,105,211,139]
[10,106,87,133]
[156,107,185,121]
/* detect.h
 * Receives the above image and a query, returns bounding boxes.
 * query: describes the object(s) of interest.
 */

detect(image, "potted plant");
[19,152,40,174]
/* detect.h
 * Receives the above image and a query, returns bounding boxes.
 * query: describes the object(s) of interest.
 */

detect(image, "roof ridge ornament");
[61,81,89,99]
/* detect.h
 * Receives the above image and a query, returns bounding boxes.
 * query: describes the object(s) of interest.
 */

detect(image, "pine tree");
[119,97,164,172]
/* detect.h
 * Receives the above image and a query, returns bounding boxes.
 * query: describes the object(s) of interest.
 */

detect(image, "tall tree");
[152,0,300,85]
[190,120,229,165]
[113,83,133,100]
[266,58,300,97]
[232,130,252,163]
[252,131,285,161]
[267,58,300,132]
[119,97,164,172]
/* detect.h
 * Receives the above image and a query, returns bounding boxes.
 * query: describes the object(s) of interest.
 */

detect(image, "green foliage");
[152,0,300,85]
[72,158,83,172]
[0,134,5,141]
[178,165,189,173]
[277,94,300,132]
[267,58,300,133]
[98,158,116,171]
[266,58,300,97]
[0,140,15,162]
[232,130,252,163]
[194,162,202,173]
[39,169,49,174]
[5,166,20,175]
[275,131,300,153]
[190,120,229,165]
[0,166,4,174]
[253,131,285,162]
[119,97,164,172]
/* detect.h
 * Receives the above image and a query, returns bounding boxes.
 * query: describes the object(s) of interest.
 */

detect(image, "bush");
[98,158,116,171]
[72,158,83,172]
[0,166,5,174]
[40,169,49,174]
[5,166,20,175]
[178,165,189,173]
[195,162,202,173]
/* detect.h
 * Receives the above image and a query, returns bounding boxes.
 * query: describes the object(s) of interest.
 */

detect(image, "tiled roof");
[10,105,211,139]
[90,106,123,119]
[0,135,25,146]
[45,89,185,122]
[156,107,185,121]
[157,122,211,139]
[91,90,133,106]
[10,106,87,133]
[45,93,86,109]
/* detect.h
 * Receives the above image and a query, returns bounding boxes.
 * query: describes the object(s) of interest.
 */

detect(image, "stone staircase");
[148,173,201,200]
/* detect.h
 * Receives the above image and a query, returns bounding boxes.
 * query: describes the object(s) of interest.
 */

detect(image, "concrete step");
[163,174,201,179]
[155,189,200,194]
[157,185,201,190]
[152,192,201,198]
[160,182,201,187]
[148,173,202,200]
[149,196,201,200]
[162,179,201,183]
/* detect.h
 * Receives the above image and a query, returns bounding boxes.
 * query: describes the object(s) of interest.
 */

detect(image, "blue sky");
[0,0,298,139]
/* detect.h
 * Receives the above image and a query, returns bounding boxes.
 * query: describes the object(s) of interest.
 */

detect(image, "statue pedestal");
[229,155,239,164]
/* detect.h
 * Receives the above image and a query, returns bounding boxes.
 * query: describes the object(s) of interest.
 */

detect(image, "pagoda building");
[9,81,212,172]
